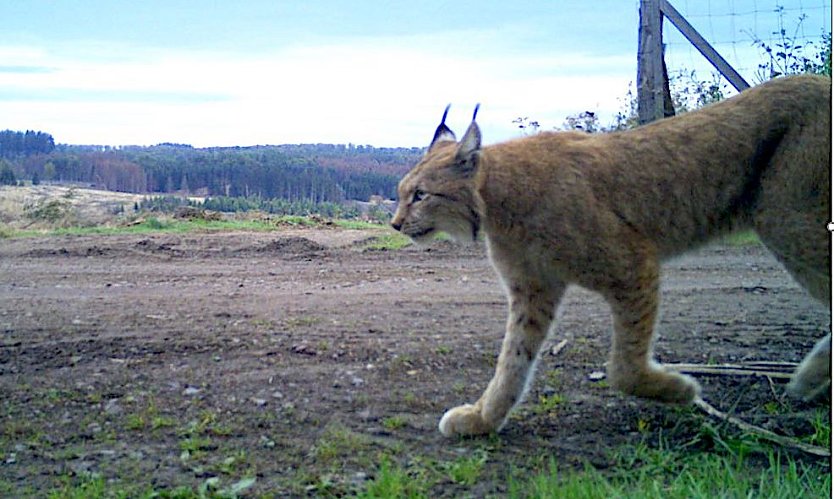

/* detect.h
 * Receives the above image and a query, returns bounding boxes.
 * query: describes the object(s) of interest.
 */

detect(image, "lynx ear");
[429,104,456,151]
[454,104,481,174]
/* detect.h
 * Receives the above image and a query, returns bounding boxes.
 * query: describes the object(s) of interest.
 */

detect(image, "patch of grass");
[435,345,453,355]
[274,215,319,227]
[382,416,408,431]
[362,231,412,251]
[357,457,430,499]
[721,230,761,247]
[443,450,488,486]
[284,315,321,328]
[311,424,375,466]
[3,215,285,238]
[332,219,384,230]
[125,400,176,432]
[125,413,146,431]
[804,408,831,448]
[508,445,830,498]
[46,473,107,499]
[179,435,214,461]
[532,393,565,415]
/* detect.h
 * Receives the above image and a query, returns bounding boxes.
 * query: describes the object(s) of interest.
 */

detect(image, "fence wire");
[662,0,831,89]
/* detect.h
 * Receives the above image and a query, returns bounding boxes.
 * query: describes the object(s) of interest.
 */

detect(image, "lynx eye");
[412,189,427,203]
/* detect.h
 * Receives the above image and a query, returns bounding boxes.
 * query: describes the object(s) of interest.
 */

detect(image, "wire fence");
[662,0,831,89]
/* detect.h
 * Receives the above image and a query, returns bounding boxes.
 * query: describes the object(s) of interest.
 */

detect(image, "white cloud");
[0,32,636,146]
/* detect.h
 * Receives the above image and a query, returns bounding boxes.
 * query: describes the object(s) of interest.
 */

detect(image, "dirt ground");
[0,227,830,496]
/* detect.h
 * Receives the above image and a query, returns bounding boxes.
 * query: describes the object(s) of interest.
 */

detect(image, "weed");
[510,442,831,499]
[152,414,177,430]
[543,368,563,387]
[533,393,565,415]
[333,219,384,230]
[382,416,407,431]
[443,450,488,486]
[358,457,430,499]
[362,232,412,251]
[805,408,831,448]
[179,435,214,461]
[285,315,321,328]
[721,230,761,247]
[125,414,146,431]
[402,391,418,406]
[47,473,107,499]
[312,424,374,466]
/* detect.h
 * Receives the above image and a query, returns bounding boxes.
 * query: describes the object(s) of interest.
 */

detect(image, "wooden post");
[638,0,665,124]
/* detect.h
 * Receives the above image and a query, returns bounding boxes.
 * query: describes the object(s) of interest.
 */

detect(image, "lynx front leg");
[439,281,565,437]
[606,256,700,403]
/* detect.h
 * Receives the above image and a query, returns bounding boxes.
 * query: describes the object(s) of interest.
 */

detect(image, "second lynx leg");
[606,255,700,403]
[439,281,564,437]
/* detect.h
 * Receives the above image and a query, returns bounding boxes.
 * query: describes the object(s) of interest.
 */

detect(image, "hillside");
[0,184,147,229]
[1,136,422,204]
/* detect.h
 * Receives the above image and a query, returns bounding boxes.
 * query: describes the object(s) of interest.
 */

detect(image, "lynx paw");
[609,365,700,404]
[438,404,494,437]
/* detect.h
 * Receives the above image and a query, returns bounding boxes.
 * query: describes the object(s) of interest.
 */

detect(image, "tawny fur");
[391,75,832,437]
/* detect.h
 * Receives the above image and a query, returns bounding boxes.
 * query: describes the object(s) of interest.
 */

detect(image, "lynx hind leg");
[787,334,831,401]
[439,281,564,437]
[606,256,700,404]
[752,118,832,400]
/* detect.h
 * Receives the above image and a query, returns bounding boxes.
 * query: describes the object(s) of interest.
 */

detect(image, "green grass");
[721,230,761,246]
[507,447,830,499]
[382,415,408,430]
[443,450,488,486]
[357,457,428,499]
[357,442,830,499]
[332,219,385,230]
[361,231,413,250]
[1,214,389,239]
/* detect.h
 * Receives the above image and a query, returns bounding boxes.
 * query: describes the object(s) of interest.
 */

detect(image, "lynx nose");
[391,221,402,232]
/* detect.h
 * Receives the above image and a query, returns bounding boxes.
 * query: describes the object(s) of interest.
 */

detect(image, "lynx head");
[391,105,483,243]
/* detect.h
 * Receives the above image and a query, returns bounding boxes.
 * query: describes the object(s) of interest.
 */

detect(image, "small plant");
[47,472,106,499]
[443,450,488,486]
[747,6,832,81]
[805,408,832,447]
[125,414,146,431]
[358,457,429,498]
[533,393,565,415]
[362,232,412,251]
[382,416,407,431]
[179,436,214,461]
[311,424,374,466]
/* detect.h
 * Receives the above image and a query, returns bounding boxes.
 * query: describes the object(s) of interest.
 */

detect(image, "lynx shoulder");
[391,75,831,437]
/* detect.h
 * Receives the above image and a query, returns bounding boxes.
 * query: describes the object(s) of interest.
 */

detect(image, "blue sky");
[1,1,829,147]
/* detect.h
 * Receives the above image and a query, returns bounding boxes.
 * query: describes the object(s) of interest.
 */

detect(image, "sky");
[1,1,830,148]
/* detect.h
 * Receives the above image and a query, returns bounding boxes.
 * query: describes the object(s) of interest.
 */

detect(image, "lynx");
[391,75,831,437]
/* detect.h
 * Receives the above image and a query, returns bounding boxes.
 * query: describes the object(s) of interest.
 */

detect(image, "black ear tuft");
[441,103,451,125]
[429,104,456,150]
[472,103,480,122]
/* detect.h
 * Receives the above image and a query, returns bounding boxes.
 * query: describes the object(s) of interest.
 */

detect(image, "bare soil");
[0,227,829,496]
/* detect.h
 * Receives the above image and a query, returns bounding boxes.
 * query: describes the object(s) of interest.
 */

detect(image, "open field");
[0,224,830,496]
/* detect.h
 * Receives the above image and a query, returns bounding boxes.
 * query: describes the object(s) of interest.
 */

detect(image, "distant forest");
[0,130,422,203]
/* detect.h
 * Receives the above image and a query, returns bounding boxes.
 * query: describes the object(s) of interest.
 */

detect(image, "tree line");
[0,130,56,157]
[2,141,422,203]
